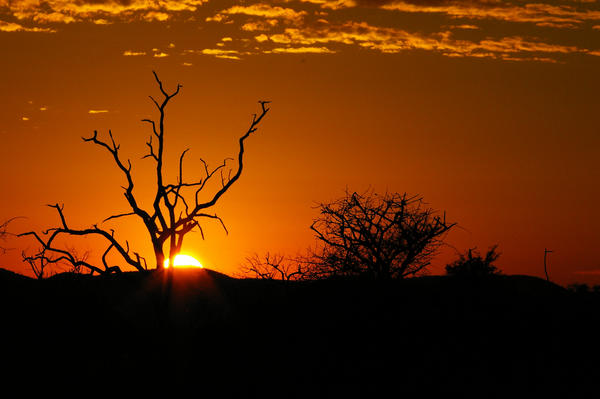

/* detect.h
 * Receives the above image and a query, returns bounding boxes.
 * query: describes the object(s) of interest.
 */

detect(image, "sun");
[164,254,203,269]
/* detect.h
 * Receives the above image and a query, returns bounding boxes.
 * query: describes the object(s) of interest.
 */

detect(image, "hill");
[1,268,598,396]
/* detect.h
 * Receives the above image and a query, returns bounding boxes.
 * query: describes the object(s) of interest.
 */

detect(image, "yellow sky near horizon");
[1,0,599,285]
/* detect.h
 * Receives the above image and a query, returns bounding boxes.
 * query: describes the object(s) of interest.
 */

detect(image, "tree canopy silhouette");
[19,72,270,274]
[445,246,502,277]
[307,190,455,280]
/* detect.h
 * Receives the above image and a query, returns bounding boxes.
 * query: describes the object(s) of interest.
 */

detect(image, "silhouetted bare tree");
[445,245,502,277]
[0,219,11,254]
[308,190,455,280]
[22,249,51,279]
[23,245,90,279]
[241,252,308,281]
[0,217,20,254]
[19,72,270,274]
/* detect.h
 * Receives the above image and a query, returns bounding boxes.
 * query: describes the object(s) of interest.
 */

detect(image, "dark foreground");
[1,268,599,396]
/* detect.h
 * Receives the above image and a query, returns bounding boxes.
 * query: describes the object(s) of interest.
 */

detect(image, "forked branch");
[19,204,144,274]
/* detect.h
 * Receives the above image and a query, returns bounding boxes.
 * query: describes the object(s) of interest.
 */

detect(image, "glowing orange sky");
[1,0,599,286]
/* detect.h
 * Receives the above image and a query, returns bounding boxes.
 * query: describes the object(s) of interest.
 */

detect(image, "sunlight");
[164,254,203,269]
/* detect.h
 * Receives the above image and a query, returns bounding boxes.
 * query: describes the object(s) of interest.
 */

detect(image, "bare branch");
[143,135,159,161]
[152,70,182,100]
[196,213,229,235]
[1,217,24,253]
[193,157,232,207]
[177,101,270,232]
[82,128,157,246]
[149,95,161,110]
[19,205,141,273]
[141,118,159,138]
[47,203,67,229]
[103,212,136,223]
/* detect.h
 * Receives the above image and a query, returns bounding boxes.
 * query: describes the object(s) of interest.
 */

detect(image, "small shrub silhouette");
[445,245,502,277]
[567,283,590,294]
[241,252,307,281]
[566,283,600,295]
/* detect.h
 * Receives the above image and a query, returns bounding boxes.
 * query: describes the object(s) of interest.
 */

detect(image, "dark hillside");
[1,268,599,396]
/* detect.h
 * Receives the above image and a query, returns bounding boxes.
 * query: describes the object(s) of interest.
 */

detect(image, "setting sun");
[164,254,203,269]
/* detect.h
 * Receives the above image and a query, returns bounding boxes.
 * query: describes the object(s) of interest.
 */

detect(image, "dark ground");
[1,268,599,397]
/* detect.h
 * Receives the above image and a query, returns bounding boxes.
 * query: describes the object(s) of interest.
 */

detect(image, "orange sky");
[1,0,599,286]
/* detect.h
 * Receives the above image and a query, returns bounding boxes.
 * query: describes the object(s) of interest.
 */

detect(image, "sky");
[0,0,599,286]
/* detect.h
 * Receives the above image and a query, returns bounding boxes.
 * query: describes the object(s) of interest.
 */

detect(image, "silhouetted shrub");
[240,252,308,281]
[567,283,590,294]
[566,284,600,298]
[0,217,18,254]
[445,246,502,277]
[307,190,455,280]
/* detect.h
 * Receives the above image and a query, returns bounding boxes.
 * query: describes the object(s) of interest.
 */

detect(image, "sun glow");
[164,254,203,269]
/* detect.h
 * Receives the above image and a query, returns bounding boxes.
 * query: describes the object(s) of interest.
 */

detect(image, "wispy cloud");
[256,21,587,61]
[380,1,600,28]
[292,0,600,29]
[216,4,307,22]
[3,0,208,27]
[5,0,600,33]
[255,34,270,42]
[0,20,55,32]
[143,12,170,22]
[297,0,357,10]
[241,20,279,31]
[449,24,480,30]
[123,50,146,56]
[206,3,309,28]
[31,12,76,24]
[200,49,242,60]
[269,46,336,53]
[196,1,600,62]
[4,0,599,63]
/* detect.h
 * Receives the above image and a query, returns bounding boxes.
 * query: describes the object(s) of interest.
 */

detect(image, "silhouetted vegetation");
[0,220,9,253]
[18,72,269,275]
[22,249,50,279]
[2,268,597,395]
[0,217,18,254]
[22,244,92,280]
[305,190,455,280]
[567,283,600,295]
[3,71,596,396]
[241,252,308,281]
[445,245,502,277]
